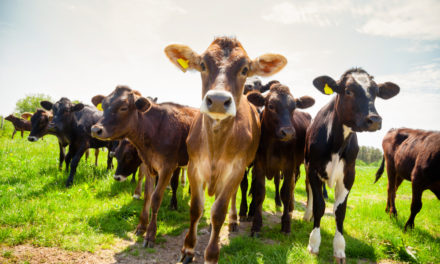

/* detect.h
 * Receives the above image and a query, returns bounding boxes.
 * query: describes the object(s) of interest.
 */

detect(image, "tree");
[15,94,53,115]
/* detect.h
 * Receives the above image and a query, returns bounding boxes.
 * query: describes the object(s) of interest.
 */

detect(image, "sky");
[1,0,439,148]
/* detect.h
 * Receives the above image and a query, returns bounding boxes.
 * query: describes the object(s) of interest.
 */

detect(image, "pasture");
[0,121,439,263]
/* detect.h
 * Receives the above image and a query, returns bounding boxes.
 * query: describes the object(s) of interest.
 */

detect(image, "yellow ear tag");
[97,103,103,111]
[324,83,333,95]
[177,58,189,69]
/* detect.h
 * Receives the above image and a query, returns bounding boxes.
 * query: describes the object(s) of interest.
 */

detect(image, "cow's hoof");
[143,239,154,248]
[250,231,260,238]
[229,223,238,232]
[334,257,346,264]
[169,204,178,211]
[132,194,141,200]
[135,227,146,236]
[404,222,414,232]
[180,254,194,264]
[239,215,248,222]
[307,246,319,255]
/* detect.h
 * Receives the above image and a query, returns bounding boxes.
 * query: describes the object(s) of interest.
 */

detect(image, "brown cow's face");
[91,86,150,140]
[164,37,287,121]
[28,109,52,141]
[248,84,314,141]
[113,139,141,181]
[313,68,400,132]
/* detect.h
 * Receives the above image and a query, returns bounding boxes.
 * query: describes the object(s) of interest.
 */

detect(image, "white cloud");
[264,0,440,40]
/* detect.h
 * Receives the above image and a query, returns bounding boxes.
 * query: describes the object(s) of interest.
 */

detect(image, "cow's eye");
[345,89,353,96]
[119,107,128,112]
[200,62,206,71]
[268,104,275,110]
[241,67,249,76]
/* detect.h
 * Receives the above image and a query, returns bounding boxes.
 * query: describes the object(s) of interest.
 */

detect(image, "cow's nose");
[109,151,115,158]
[28,136,37,142]
[201,90,236,118]
[366,115,382,131]
[91,125,103,136]
[278,127,295,141]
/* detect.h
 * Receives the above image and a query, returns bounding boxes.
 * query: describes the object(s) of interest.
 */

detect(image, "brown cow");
[5,114,32,139]
[164,37,287,263]
[246,82,314,235]
[90,87,197,247]
[375,128,440,230]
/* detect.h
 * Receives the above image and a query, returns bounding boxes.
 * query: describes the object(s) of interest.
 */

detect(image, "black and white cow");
[303,68,400,263]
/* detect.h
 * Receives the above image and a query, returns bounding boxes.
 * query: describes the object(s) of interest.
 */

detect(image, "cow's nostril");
[224,98,232,108]
[281,129,286,136]
[207,98,213,107]
[367,119,373,125]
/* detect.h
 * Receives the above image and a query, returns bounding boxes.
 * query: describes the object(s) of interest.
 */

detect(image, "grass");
[0,121,439,263]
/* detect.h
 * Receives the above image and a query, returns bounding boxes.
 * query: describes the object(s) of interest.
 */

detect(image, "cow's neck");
[127,106,162,155]
[327,98,353,155]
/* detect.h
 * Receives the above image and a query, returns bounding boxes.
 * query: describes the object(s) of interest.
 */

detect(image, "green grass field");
[0,121,439,263]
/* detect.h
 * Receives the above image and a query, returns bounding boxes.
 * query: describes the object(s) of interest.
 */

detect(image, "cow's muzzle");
[200,90,236,120]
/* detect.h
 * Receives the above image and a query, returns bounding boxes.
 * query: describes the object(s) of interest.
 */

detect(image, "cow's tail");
[374,156,385,183]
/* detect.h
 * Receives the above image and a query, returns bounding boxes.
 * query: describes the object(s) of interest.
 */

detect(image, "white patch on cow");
[132,194,140,199]
[351,72,371,92]
[200,90,236,120]
[334,178,349,214]
[325,154,345,189]
[343,125,352,140]
[303,182,313,221]
[113,175,128,182]
[326,119,333,141]
[333,230,346,258]
[308,227,321,254]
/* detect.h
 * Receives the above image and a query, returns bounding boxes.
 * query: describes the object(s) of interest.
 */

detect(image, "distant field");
[0,121,439,263]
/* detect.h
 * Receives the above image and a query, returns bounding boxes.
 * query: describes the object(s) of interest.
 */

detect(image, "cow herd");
[4,37,440,264]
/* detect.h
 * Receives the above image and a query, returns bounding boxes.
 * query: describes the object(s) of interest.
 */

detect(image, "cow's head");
[90,86,153,140]
[113,139,142,181]
[164,37,287,121]
[5,114,14,122]
[28,109,52,142]
[313,68,399,132]
[41,98,84,133]
[248,82,314,141]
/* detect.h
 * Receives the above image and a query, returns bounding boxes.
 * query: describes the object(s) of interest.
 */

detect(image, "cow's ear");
[377,82,400,99]
[249,54,287,77]
[164,44,202,73]
[21,112,33,120]
[247,91,266,107]
[152,97,158,103]
[40,101,53,110]
[295,96,315,109]
[261,80,280,93]
[91,95,105,107]
[72,103,84,112]
[313,76,342,95]
[135,97,152,112]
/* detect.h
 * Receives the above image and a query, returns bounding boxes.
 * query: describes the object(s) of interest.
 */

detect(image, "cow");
[375,128,440,230]
[303,68,399,263]
[40,98,114,187]
[164,36,287,263]
[90,86,198,248]
[245,82,314,235]
[5,114,32,139]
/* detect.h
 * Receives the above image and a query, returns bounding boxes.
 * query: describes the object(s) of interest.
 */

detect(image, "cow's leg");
[84,149,89,162]
[94,148,99,167]
[390,176,404,216]
[274,172,282,207]
[333,167,355,264]
[290,167,300,213]
[143,165,175,247]
[11,129,17,139]
[20,130,24,138]
[180,168,186,186]
[181,162,204,263]
[106,148,113,170]
[386,160,397,216]
[307,169,325,255]
[247,170,257,221]
[58,143,66,171]
[228,188,239,232]
[205,171,243,264]
[135,165,154,235]
[239,168,249,221]
[65,148,72,171]
[404,172,424,231]
[303,175,314,221]
[169,168,180,210]
[66,144,87,187]
[131,170,136,183]
[281,168,295,233]
[133,167,144,199]
[250,163,266,236]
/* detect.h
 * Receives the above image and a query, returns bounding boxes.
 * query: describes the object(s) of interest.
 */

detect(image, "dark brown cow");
[304,68,399,263]
[164,37,287,263]
[246,82,314,235]
[375,128,440,230]
[5,114,32,139]
[90,87,197,247]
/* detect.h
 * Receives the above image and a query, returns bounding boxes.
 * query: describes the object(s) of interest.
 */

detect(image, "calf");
[112,138,182,203]
[375,128,440,230]
[40,98,113,187]
[246,82,314,235]
[90,87,197,247]
[164,37,287,263]
[5,114,31,139]
[303,68,399,263]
